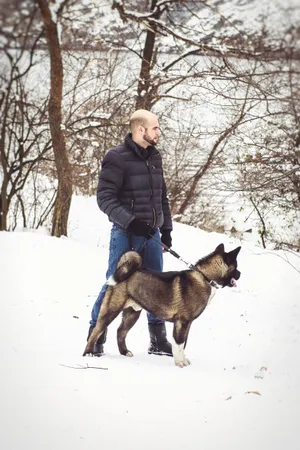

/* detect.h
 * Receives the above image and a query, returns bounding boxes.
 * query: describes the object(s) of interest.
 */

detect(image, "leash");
[150,234,219,289]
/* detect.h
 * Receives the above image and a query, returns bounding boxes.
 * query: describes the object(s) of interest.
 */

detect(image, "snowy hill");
[1,195,300,450]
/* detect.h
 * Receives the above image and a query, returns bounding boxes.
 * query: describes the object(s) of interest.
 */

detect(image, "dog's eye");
[224,254,230,265]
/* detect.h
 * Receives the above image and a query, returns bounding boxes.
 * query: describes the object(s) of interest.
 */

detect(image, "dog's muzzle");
[230,278,237,287]
[225,269,241,288]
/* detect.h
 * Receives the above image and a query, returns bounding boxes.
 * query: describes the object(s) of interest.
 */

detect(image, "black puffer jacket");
[97,133,172,231]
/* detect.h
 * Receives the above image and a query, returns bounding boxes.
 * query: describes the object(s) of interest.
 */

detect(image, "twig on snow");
[59,363,108,370]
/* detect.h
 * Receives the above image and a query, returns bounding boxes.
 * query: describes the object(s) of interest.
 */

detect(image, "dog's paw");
[125,351,134,357]
[174,357,191,368]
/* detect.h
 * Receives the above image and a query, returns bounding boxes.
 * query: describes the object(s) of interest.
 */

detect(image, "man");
[87,109,173,356]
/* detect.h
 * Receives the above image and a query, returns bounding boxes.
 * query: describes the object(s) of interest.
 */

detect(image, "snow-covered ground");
[1,195,300,450]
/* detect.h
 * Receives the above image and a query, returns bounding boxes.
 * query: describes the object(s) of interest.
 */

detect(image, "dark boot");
[148,323,173,357]
[87,325,107,356]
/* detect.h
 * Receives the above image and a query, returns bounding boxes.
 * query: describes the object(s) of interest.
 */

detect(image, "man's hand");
[127,218,156,238]
[160,229,172,249]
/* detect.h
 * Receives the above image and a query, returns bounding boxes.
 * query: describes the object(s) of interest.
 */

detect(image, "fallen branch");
[59,363,108,370]
[265,250,300,276]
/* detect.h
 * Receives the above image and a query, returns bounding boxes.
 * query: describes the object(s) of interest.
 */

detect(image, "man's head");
[129,109,160,148]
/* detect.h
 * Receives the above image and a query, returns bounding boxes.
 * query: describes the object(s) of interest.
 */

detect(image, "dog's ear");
[226,246,241,261]
[215,243,225,254]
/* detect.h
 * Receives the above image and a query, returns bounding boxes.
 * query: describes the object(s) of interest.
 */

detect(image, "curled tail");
[106,251,142,286]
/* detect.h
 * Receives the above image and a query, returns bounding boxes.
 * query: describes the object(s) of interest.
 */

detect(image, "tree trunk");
[37,0,72,237]
[0,185,7,231]
[0,87,10,231]
[135,0,158,110]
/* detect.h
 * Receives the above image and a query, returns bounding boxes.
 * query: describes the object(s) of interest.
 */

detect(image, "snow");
[1,194,300,450]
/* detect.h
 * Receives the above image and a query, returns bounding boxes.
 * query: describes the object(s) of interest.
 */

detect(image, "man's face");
[142,117,160,146]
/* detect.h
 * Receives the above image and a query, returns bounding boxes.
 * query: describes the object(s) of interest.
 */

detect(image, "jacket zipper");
[146,158,156,228]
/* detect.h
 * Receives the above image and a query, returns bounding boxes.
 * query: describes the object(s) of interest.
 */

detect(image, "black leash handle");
[152,235,185,262]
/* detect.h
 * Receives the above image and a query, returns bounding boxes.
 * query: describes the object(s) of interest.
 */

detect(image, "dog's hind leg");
[117,306,142,357]
[83,287,124,356]
[83,316,110,356]
[172,320,192,368]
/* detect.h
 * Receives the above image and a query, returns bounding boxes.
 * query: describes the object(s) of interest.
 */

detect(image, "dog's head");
[214,243,241,288]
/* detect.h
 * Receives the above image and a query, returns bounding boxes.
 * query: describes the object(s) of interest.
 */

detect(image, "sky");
[1,194,300,450]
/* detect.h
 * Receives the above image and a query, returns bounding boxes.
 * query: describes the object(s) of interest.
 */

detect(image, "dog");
[83,243,241,367]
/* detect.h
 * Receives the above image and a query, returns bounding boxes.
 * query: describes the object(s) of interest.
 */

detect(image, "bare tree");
[0,2,53,231]
[111,0,300,224]
[216,47,300,247]
[2,0,299,247]
[62,50,135,194]
[37,0,73,237]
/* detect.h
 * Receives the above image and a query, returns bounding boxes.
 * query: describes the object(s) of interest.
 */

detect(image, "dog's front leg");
[172,320,192,368]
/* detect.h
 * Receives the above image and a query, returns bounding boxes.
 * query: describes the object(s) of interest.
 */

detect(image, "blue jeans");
[90,224,165,326]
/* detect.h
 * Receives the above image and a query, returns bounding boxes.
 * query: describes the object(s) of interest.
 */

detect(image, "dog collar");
[188,263,220,289]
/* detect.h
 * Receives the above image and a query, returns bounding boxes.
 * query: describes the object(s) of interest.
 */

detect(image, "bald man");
[86,109,173,357]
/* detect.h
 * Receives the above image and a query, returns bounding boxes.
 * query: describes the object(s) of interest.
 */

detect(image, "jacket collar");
[125,133,159,159]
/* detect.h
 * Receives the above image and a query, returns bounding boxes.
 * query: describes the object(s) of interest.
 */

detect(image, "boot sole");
[148,350,173,357]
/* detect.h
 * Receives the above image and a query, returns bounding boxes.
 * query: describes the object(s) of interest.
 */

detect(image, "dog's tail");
[106,251,142,286]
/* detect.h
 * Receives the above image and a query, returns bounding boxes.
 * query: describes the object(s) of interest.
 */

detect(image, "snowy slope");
[1,195,300,450]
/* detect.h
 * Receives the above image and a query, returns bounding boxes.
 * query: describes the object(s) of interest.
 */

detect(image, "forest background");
[1,0,300,249]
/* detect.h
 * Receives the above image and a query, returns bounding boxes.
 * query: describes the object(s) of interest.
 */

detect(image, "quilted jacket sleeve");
[161,175,172,231]
[97,149,134,229]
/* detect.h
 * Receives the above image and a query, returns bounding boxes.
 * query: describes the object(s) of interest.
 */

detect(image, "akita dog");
[83,243,241,367]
